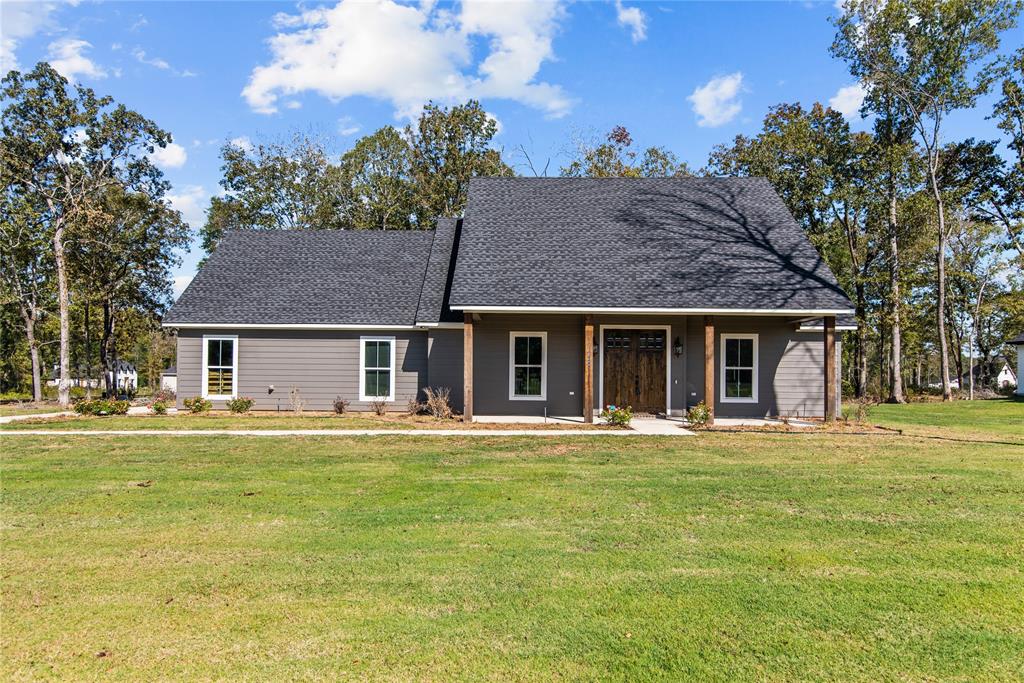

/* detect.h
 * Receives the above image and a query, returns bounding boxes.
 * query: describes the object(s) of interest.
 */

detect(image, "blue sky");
[3,0,1021,295]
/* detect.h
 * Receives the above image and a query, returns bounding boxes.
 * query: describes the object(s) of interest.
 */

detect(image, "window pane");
[207,339,220,367]
[738,339,753,368]
[376,341,391,369]
[365,370,378,397]
[365,341,378,367]
[528,337,542,364]
[514,337,529,365]
[515,366,542,396]
[725,368,752,398]
[725,338,738,367]
[365,369,390,397]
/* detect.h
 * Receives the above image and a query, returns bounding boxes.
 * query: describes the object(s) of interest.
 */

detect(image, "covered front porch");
[458,312,841,424]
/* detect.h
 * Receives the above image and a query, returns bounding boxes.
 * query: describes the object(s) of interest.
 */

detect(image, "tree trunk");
[887,196,905,403]
[53,226,71,408]
[930,176,952,400]
[20,307,43,402]
[84,301,93,400]
[101,300,114,397]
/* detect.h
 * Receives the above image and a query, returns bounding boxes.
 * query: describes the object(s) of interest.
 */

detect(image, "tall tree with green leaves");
[406,100,513,226]
[1,63,172,407]
[561,126,692,178]
[339,126,416,230]
[832,0,1021,400]
[983,46,1024,262]
[202,133,347,253]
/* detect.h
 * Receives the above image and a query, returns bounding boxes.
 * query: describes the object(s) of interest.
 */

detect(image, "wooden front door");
[603,329,667,414]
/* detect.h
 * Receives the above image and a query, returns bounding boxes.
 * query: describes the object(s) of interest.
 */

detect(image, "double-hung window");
[203,335,237,399]
[360,336,395,401]
[509,332,546,400]
[721,333,758,402]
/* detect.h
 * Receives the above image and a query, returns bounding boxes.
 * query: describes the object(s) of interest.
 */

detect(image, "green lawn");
[0,403,63,417]
[865,396,1024,443]
[2,408,1023,680]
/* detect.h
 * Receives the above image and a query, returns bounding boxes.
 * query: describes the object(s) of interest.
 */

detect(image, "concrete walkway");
[0,427,690,437]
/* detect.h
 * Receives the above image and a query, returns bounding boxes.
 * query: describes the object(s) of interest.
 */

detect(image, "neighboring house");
[952,362,1017,391]
[47,360,137,393]
[164,178,854,420]
[161,365,178,394]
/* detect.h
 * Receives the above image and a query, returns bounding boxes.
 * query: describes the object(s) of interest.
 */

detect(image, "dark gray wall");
[176,329,428,411]
[427,329,464,411]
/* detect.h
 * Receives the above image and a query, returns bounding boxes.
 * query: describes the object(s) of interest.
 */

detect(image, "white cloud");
[1,1,60,73]
[149,142,188,169]
[243,0,572,120]
[284,100,302,109]
[614,0,647,43]
[47,38,107,81]
[486,112,502,135]
[166,185,208,228]
[687,72,743,127]
[229,136,254,152]
[172,274,194,299]
[337,116,360,136]
[132,46,196,77]
[829,83,867,119]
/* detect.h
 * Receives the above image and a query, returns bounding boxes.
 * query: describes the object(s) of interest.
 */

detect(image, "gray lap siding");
[175,329,428,411]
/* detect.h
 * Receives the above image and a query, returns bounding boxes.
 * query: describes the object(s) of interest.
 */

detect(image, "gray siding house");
[164,178,854,421]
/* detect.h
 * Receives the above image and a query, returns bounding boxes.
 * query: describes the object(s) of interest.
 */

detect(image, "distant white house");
[950,362,1017,391]
[161,365,177,393]
[1011,333,1024,396]
[52,361,138,394]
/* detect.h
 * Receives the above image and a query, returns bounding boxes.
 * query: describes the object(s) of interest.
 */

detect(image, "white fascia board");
[450,305,856,316]
[414,322,465,329]
[162,322,420,330]
[797,325,858,332]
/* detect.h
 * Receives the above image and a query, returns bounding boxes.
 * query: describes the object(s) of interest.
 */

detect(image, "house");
[46,360,137,393]
[164,178,854,421]
[952,361,1017,391]
[160,365,177,394]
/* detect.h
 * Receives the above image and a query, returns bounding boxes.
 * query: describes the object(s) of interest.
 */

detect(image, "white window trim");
[508,331,547,401]
[720,333,758,403]
[359,336,397,402]
[201,334,238,400]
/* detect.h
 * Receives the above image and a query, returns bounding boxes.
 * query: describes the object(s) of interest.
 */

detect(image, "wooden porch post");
[583,315,594,423]
[463,313,474,421]
[824,316,836,422]
[704,315,714,421]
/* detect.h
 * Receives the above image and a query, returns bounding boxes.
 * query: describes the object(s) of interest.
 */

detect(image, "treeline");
[3,0,1022,405]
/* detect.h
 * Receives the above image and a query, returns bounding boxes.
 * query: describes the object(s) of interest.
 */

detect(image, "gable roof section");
[164,229,435,327]
[414,218,463,324]
[450,177,854,314]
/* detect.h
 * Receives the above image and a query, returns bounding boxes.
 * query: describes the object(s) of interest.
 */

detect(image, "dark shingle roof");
[1009,333,1024,345]
[414,218,462,324]
[164,230,435,326]
[450,177,854,312]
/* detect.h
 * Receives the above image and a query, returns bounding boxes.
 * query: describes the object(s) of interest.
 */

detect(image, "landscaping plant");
[226,397,254,414]
[370,399,389,416]
[183,397,212,414]
[687,401,711,428]
[150,401,168,415]
[332,396,350,414]
[600,404,633,427]
[72,399,130,416]
[423,386,453,420]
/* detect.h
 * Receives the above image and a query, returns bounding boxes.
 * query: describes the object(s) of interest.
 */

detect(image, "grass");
[2,405,1022,680]
[864,396,1024,443]
[0,412,608,431]
[0,403,63,417]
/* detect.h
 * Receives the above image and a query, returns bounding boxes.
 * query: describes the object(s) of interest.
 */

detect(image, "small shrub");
[151,401,168,415]
[288,386,305,415]
[150,388,176,404]
[686,401,711,428]
[370,399,389,416]
[332,396,350,414]
[423,386,453,420]
[600,404,633,427]
[406,396,425,416]
[73,399,130,416]
[183,396,212,414]
[226,396,254,414]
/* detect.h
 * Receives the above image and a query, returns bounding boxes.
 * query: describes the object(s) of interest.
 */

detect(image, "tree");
[983,47,1024,262]
[69,185,188,395]
[832,0,1021,400]
[202,133,347,253]
[339,126,416,230]
[1,63,171,407]
[562,126,692,178]
[406,100,513,226]
[0,191,51,400]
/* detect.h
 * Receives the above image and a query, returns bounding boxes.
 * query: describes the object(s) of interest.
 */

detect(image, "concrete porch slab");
[473,414,694,435]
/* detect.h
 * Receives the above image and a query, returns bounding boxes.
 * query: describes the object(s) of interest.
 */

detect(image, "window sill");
[509,395,547,401]
[720,396,757,403]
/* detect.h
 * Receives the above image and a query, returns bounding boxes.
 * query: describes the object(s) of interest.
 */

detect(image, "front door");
[603,329,667,414]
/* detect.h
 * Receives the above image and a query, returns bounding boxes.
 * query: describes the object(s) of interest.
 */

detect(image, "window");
[360,336,395,401]
[721,334,758,402]
[203,335,237,399]
[509,332,547,400]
